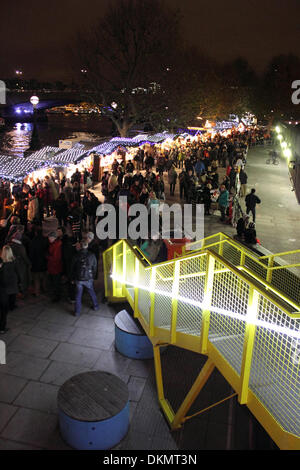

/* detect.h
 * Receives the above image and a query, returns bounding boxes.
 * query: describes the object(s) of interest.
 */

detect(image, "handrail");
[259,249,300,260]
[104,238,298,319]
[103,238,300,449]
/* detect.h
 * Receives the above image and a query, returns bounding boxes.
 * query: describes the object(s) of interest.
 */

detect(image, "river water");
[0,118,111,157]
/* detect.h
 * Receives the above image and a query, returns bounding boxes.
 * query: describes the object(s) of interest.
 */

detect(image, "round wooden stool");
[58,371,129,450]
[115,309,154,359]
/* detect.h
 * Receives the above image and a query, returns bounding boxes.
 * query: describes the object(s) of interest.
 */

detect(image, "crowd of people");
[0,126,266,334]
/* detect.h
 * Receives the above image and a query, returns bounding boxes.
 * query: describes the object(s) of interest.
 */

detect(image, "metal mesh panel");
[222,242,242,266]
[176,301,203,336]
[155,263,174,328]
[186,233,222,252]
[244,254,268,282]
[271,268,300,306]
[138,264,151,324]
[209,263,249,375]
[125,247,136,286]
[103,249,113,298]
[154,294,173,329]
[250,296,300,436]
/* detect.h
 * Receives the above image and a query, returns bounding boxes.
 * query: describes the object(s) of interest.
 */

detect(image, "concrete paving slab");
[0,438,42,450]
[93,349,131,382]
[0,373,28,403]
[0,403,18,433]
[13,381,60,414]
[0,352,50,380]
[49,342,102,367]
[8,334,58,359]
[38,307,78,326]
[1,408,58,448]
[127,376,147,402]
[67,327,114,351]
[39,361,92,386]
[28,321,76,342]
[73,314,115,332]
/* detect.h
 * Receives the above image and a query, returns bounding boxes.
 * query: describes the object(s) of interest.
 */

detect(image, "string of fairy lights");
[0,128,235,182]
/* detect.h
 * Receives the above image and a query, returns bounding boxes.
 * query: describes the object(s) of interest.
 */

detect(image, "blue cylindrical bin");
[58,371,129,450]
[115,310,154,359]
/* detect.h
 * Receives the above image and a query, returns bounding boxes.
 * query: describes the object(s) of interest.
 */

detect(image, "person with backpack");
[71,240,99,316]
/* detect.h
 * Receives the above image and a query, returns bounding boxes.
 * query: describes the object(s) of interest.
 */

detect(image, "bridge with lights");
[0,90,84,119]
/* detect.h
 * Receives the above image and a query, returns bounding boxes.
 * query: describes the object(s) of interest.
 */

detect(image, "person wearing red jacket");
[47,232,62,302]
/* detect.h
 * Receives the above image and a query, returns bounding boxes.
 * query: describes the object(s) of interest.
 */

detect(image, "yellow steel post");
[239,287,260,404]
[134,257,140,318]
[266,256,274,283]
[149,266,157,337]
[122,242,127,296]
[219,233,224,256]
[171,358,215,429]
[170,260,180,344]
[240,250,245,267]
[112,244,117,297]
[103,251,109,298]
[200,253,215,354]
[153,344,175,425]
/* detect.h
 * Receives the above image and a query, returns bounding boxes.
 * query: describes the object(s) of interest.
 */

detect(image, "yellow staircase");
[103,234,300,450]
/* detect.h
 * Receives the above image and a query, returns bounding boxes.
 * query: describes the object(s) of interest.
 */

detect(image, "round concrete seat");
[58,371,129,450]
[115,309,154,359]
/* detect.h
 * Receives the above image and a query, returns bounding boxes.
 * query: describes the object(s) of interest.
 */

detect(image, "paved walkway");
[1,144,294,450]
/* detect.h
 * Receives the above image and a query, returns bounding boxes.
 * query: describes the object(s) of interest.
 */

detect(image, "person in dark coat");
[202,184,212,215]
[1,245,20,312]
[0,219,9,249]
[47,232,63,302]
[244,222,257,245]
[71,240,99,316]
[29,226,48,296]
[57,226,77,303]
[53,193,69,227]
[245,189,261,222]
[85,232,100,279]
[0,257,9,333]
[9,231,31,296]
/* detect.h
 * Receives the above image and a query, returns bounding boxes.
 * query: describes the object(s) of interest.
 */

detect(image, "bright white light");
[284,149,292,159]
[281,141,287,149]
[30,95,39,106]
[111,275,300,339]
[111,102,118,109]
[275,126,280,133]
[277,134,283,141]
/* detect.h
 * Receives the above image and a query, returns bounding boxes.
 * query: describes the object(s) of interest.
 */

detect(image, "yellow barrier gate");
[103,237,300,450]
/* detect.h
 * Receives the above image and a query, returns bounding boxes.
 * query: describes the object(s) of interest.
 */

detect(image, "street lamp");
[28,95,41,152]
[30,95,39,109]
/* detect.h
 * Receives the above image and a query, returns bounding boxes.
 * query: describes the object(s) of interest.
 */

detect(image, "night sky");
[1,0,300,81]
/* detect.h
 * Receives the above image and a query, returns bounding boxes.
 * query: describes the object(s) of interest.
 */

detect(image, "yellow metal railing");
[186,233,300,310]
[103,238,300,450]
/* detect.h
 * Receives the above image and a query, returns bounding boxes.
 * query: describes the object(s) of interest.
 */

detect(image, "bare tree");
[72,0,182,136]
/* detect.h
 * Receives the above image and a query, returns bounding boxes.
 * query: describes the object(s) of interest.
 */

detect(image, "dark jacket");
[29,234,48,272]
[9,241,31,292]
[245,193,261,209]
[71,249,97,281]
[2,261,20,295]
[239,170,248,185]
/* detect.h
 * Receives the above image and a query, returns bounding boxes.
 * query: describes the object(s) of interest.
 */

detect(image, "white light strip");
[111,275,300,339]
